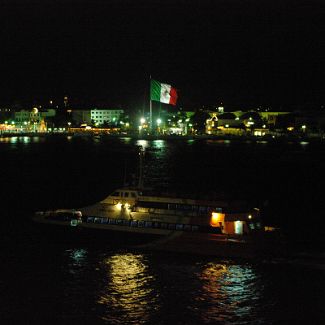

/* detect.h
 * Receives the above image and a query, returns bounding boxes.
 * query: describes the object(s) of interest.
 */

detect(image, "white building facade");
[90,109,124,125]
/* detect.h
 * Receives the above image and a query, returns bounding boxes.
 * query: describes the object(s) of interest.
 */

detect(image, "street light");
[156,118,162,134]
[139,118,146,135]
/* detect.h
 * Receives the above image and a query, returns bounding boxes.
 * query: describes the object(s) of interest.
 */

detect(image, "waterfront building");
[205,110,294,135]
[12,108,55,132]
[70,109,124,127]
[15,108,56,124]
[90,109,124,126]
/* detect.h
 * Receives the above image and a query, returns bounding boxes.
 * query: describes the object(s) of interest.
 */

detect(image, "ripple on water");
[97,253,160,324]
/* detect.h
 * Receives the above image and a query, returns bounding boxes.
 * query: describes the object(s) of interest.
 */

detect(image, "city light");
[156,118,162,125]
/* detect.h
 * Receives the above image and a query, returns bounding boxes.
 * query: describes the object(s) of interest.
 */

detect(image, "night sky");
[0,0,324,110]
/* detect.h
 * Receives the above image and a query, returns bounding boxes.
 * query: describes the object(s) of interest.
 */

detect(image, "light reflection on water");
[136,139,149,149]
[120,137,132,144]
[3,242,325,324]
[98,253,159,324]
[68,248,88,266]
[197,263,263,324]
[10,136,18,143]
[152,139,165,149]
[0,136,42,144]
[23,136,31,143]
[93,252,267,325]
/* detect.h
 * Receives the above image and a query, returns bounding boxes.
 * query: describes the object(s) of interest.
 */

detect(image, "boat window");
[130,220,138,227]
[168,203,176,210]
[138,221,145,227]
[181,204,192,211]
[111,191,120,197]
[192,225,199,232]
[131,192,137,198]
[176,224,184,230]
[198,206,208,215]
[145,221,153,228]
[137,201,169,210]
[124,192,129,198]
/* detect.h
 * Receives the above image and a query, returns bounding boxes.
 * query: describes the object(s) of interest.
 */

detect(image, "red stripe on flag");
[169,87,178,105]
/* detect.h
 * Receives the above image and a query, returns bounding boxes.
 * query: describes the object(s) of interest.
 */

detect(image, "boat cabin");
[101,188,141,206]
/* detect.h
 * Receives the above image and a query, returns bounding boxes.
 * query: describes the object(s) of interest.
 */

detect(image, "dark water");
[1,135,325,324]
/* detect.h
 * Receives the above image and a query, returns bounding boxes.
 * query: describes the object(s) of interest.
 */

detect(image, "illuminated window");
[210,212,225,227]
[235,221,243,235]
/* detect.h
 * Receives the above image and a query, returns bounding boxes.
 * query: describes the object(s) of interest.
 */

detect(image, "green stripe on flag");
[150,79,161,102]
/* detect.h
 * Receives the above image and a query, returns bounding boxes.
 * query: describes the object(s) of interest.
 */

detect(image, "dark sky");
[0,0,324,110]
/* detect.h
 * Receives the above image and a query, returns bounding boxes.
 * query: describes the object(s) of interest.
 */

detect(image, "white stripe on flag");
[160,83,171,104]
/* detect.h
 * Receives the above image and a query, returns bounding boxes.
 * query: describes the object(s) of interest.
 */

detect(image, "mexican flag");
[150,79,178,105]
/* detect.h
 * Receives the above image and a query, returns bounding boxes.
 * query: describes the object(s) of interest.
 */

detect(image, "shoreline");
[0,131,323,142]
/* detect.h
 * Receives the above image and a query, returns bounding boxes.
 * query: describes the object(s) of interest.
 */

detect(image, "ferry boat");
[33,186,269,256]
[33,147,276,257]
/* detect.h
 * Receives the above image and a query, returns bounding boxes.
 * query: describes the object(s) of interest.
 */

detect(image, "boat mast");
[138,146,145,189]
[149,75,152,133]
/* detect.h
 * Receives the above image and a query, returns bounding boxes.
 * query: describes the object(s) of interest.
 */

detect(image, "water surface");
[1,135,325,324]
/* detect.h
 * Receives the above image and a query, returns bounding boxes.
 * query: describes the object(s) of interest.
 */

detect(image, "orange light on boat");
[210,212,225,227]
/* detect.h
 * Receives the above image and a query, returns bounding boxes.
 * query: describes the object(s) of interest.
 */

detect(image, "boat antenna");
[123,159,127,186]
[138,146,145,189]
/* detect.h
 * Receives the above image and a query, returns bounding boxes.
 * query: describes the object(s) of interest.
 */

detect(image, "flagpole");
[149,75,152,133]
